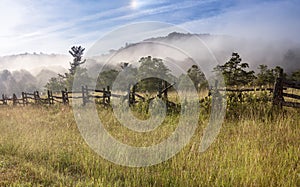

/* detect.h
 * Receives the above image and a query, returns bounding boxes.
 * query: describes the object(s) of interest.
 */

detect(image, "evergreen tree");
[214,52,256,86]
[46,46,90,90]
[68,46,86,75]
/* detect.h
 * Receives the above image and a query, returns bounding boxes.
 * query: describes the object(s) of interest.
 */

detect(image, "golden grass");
[0,104,299,186]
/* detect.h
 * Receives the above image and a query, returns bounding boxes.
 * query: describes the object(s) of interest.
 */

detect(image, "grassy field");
[0,100,299,186]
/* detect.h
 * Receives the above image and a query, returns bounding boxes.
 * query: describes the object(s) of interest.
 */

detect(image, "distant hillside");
[88,32,300,74]
[0,68,60,94]
[0,32,299,94]
[35,69,59,89]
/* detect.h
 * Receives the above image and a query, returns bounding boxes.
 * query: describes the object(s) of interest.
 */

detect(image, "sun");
[130,0,139,9]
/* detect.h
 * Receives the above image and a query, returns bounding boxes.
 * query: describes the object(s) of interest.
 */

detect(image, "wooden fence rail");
[0,80,175,107]
[1,74,300,109]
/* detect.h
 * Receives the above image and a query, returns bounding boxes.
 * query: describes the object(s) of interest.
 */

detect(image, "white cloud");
[1,0,299,56]
[180,0,300,42]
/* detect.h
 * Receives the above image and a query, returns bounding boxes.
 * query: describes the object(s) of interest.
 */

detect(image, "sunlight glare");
[131,0,139,9]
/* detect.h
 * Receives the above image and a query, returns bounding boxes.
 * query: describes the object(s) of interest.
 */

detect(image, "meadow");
[0,92,299,186]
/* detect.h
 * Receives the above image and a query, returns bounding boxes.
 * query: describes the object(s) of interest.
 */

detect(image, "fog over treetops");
[90,32,300,73]
[1,32,300,94]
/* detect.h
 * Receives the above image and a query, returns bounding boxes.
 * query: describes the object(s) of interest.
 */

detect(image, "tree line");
[213,52,299,87]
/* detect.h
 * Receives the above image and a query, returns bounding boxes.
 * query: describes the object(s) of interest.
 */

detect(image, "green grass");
[0,101,299,186]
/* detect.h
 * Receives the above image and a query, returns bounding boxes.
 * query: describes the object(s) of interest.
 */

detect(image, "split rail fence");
[0,80,175,107]
[1,74,300,109]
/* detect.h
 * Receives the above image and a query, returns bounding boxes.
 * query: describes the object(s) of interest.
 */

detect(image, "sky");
[0,0,299,56]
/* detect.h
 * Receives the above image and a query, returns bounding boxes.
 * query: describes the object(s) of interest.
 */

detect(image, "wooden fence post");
[62,90,66,104]
[272,69,284,108]
[132,84,136,104]
[163,80,168,100]
[25,93,28,105]
[65,88,69,105]
[163,80,169,111]
[33,91,36,104]
[47,90,52,105]
[107,86,111,105]
[2,94,7,105]
[61,89,69,105]
[13,94,17,105]
[102,87,106,105]
[47,90,50,104]
[51,91,54,104]
[34,91,40,104]
[238,91,243,102]
[22,92,25,106]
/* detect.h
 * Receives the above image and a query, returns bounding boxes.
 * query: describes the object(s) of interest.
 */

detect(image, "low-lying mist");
[1,32,300,96]
[0,69,59,96]
[86,32,300,77]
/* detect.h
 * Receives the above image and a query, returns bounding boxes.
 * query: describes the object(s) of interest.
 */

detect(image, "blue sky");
[0,0,299,55]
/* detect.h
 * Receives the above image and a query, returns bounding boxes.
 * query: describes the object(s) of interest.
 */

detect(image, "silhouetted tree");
[214,52,256,86]
[59,46,86,79]
[137,56,171,92]
[46,46,90,90]
[68,46,86,75]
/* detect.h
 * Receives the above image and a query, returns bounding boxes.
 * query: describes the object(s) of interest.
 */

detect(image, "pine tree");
[46,46,90,90]
[214,52,256,86]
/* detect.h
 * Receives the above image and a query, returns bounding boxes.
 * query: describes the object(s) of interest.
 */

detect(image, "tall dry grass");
[0,99,299,186]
